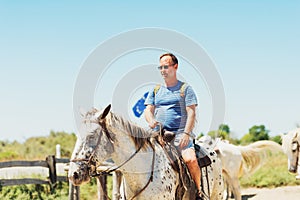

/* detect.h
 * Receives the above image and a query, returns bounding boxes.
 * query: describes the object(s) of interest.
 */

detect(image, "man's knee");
[182,149,197,164]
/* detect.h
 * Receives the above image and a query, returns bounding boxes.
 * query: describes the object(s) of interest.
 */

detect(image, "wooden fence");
[0,156,121,200]
[0,155,69,187]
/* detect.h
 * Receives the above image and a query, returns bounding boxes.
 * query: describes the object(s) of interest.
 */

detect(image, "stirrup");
[196,195,204,200]
[196,191,204,200]
[197,190,209,200]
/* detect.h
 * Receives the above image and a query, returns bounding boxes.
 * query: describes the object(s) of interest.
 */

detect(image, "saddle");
[161,131,212,169]
[194,143,212,168]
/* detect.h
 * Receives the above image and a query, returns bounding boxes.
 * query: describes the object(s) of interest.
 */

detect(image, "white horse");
[198,136,282,200]
[281,128,300,179]
[68,105,224,200]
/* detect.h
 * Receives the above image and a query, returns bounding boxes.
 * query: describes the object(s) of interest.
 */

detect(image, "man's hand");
[179,133,190,149]
[149,119,158,129]
[145,105,158,129]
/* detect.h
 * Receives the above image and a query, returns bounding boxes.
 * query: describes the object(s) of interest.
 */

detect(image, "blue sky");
[0,1,299,142]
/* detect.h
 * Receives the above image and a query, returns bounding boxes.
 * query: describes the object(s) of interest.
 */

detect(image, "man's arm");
[144,104,158,129]
[184,104,196,135]
[179,104,196,148]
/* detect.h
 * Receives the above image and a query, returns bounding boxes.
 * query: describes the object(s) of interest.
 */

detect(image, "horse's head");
[281,129,300,173]
[68,105,115,185]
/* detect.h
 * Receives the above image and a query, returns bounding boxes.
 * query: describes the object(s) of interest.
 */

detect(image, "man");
[144,53,203,200]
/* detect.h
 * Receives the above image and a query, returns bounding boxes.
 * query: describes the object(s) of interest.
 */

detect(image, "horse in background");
[198,136,282,200]
[281,128,300,179]
[68,105,224,200]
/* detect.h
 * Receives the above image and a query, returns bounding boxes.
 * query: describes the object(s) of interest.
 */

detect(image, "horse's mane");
[109,112,153,150]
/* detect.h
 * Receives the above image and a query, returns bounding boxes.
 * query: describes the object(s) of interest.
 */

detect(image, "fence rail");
[0,155,69,187]
[0,157,120,200]
[0,160,48,168]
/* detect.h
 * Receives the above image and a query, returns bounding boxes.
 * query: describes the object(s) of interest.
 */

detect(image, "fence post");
[97,175,107,200]
[112,171,122,200]
[46,155,57,185]
[56,144,61,159]
[69,182,80,200]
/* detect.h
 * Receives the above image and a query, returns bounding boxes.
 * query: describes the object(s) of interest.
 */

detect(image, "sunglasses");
[157,64,175,70]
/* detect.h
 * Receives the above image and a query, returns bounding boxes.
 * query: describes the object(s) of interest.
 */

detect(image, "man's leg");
[182,148,201,191]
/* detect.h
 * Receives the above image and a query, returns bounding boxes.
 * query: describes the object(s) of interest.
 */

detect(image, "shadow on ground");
[242,194,256,200]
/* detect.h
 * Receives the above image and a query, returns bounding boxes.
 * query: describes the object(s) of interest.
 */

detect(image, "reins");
[98,144,143,176]
[126,143,155,200]
[292,136,300,170]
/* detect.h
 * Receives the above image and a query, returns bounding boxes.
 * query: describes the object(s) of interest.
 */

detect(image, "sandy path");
[233,185,300,200]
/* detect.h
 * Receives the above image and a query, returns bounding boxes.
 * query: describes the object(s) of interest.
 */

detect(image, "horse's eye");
[292,142,298,152]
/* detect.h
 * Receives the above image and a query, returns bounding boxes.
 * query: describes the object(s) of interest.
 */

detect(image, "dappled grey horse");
[68,105,223,199]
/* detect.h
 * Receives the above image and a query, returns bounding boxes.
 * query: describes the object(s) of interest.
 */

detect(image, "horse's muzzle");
[68,162,91,186]
[69,171,91,186]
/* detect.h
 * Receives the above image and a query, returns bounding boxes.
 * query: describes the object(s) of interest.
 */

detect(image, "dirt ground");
[228,185,300,200]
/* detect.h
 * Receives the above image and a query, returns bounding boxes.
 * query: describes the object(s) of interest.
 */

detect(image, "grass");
[240,151,300,188]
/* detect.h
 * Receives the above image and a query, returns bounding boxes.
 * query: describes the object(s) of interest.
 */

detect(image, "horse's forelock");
[78,108,103,137]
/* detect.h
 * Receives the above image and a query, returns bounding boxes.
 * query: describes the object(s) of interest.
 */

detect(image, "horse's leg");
[222,171,241,200]
[230,176,241,200]
[222,171,230,200]
[112,171,122,200]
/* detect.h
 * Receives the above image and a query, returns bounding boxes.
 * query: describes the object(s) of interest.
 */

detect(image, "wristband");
[183,132,191,136]
[183,132,195,139]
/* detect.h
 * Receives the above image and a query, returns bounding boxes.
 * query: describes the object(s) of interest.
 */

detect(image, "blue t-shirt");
[144,80,198,133]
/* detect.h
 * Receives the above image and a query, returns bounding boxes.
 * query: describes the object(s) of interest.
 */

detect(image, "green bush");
[0,131,77,161]
[0,151,18,160]
[240,152,300,188]
[0,183,69,200]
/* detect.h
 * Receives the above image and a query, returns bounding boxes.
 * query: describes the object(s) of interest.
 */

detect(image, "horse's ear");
[79,106,87,117]
[100,104,111,120]
[280,132,288,138]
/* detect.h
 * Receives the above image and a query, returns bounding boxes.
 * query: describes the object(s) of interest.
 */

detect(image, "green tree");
[219,124,230,134]
[207,124,231,140]
[218,124,230,140]
[240,125,269,144]
[270,135,282,145]
[249,125,269,141]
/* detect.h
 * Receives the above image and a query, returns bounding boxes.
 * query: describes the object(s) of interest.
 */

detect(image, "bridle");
[291,135,300,172]
[71,118,156,200]
[71,119,113,172]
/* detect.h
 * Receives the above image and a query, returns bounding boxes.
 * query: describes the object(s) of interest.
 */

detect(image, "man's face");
[159,56,177,80]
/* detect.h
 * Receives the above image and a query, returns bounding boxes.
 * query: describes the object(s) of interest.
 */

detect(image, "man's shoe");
[195,195,204,200]
[196,191,205,200]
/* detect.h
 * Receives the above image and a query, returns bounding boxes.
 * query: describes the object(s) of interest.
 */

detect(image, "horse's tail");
[238,140,282,176]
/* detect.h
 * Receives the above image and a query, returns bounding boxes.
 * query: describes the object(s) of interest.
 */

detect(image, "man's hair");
[159,53,178,65]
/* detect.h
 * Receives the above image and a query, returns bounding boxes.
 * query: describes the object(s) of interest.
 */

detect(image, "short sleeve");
[144,87,155,106]
[185,85,198,107]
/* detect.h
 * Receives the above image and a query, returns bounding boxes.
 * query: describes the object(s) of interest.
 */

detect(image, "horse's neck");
[105,115,180,197]
[108,125,154,172]
[108,126,159,195]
